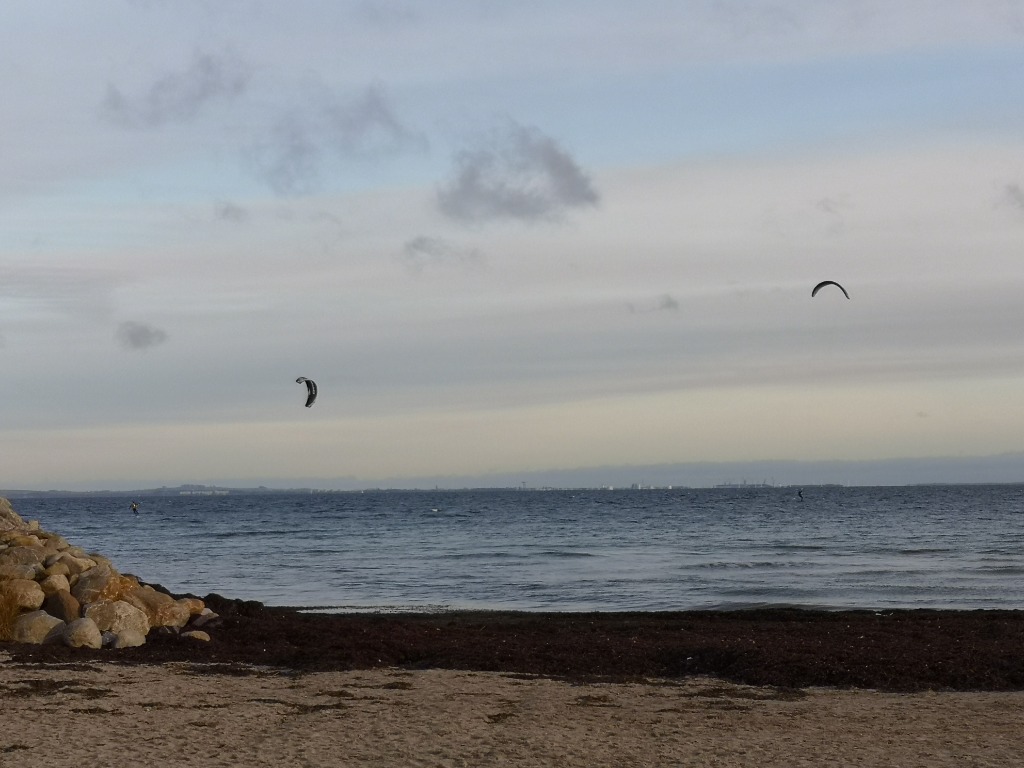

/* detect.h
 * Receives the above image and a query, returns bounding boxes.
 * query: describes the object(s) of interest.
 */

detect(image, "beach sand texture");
[2,658,1021,767]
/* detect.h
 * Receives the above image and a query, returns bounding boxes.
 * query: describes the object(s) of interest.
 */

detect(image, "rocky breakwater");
[0,498,218,650]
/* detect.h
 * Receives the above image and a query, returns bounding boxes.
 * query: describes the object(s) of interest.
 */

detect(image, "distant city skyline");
[6,451,1024,494]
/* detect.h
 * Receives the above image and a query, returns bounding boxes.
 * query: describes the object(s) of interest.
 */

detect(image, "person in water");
[130,501,139,514]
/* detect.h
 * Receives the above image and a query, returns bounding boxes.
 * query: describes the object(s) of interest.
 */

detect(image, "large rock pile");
[0,497,218,649]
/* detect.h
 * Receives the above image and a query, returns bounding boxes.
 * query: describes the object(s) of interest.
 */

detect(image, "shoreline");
[5,599,1024,692]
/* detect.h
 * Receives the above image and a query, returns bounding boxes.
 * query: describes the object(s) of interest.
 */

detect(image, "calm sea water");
[11,485,1024,612]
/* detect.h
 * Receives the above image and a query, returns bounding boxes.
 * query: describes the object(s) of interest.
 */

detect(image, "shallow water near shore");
[14,484,1024,612]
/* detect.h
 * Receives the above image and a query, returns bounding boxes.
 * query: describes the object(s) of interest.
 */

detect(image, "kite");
[296,377,317,407]
[811,280,850,299]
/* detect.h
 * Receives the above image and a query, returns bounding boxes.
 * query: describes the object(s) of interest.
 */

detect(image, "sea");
[11,484,1024,613]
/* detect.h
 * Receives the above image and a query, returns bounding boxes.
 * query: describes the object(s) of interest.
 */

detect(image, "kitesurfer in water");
[130,501,139,515]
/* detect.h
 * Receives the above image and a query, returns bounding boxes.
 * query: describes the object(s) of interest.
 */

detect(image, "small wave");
[538,550,595,559]
[971,565,1024,575]
[893,547,954,555]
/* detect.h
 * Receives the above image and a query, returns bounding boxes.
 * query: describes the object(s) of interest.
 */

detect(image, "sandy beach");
[3,656,1022,767]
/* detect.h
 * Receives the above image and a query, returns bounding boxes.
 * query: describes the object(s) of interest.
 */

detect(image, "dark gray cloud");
[116,321,168,350]
[249,83,426,196]
[400,235,483,273]
[102,49,251,129]
[437,119,599,223]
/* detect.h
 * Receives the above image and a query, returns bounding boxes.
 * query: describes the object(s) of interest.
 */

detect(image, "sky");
[4,1,1024,490]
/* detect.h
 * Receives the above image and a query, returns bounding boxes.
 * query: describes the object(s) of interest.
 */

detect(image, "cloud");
[627,294,680,314]
[1001,183,1024,211]
[399,235,484,273]
[437,119,599,223]
[0,267,115,321]
[324,84,428,158]
[213,201,249,223]
[116,321,168,350]
[102,49,251,128]
[249,83,425,196]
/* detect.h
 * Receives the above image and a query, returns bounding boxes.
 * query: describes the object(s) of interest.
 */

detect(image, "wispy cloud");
[627,294,680,314]
[249,83,425,196]
[102,49,251,128]
[399,235,484,273]
[437,118,599,223]
[1001,182,1024,211]
[213,201,249,223]
[115,321,168,350]
[0,267,115,321]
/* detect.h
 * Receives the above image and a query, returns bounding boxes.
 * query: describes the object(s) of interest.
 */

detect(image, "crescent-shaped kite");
[295,377,317,407]
[811,280,850,299]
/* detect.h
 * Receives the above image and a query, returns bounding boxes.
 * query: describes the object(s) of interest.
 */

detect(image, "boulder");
[84,599,150,637]
[5,534,42,548]
[178,596,206,616]
[124,585,192,628]
[111,628,147,648]
[39,573,71,596]
[1,578,45,611]
[71,565,140,605]
[43,589,81,623]
[181,630,211,642]
[63,617,103,649]
[189,608,222,628]
[0,499,26,531]
[57,554,98,577]
[0,545,45,568]
[42,561,72,579]
[12,610,65,644]
[0,563,39,581]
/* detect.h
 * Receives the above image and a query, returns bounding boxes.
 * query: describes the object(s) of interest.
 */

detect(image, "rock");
[189,608,222,628]
[37,532,70,551]
[12,610,65,644]
[42,561,72,578]
[0,498,26,531]
[84,599,149,637]
[1,579,45,611]
[57,554,98,577]
[124,585,192,628]
[179,596,206,616]
[39,573,71,596]
[63,617,103,649]
[43,589,81,623]
[0,545,45,568]
[71,565,140,605]
[3,534,42,548]
[181,630,211,642]
[111,628,147,648]
[0,563,39,581]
